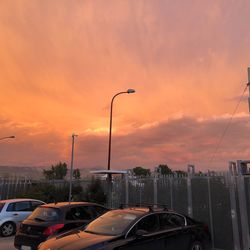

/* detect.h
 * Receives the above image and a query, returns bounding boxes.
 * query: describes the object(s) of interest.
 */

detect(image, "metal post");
[228,162,241,250]
[236,160,250,250]
[69,133,78,202]
[153,175,158,206]
[170,177,173,209]
[106,90,135,208]
[187,165,194,217]
[125,173,129,205]
[207,171,215,249]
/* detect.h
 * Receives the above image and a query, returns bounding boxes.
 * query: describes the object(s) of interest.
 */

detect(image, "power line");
[208,84,249,165]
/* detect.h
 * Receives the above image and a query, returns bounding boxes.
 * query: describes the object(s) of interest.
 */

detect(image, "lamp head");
[127,89,135,94]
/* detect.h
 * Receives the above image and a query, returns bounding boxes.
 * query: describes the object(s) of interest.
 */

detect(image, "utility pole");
[69,133,78,203]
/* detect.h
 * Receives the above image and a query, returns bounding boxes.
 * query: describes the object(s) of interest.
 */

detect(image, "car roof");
[0,198,44,203]
[40,202,104,209]
[119,205,170,213]
[114,207,151,215]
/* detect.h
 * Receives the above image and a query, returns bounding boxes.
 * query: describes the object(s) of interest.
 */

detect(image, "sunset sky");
[1,0,250,172]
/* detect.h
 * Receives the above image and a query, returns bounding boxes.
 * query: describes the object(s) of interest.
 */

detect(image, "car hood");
[39,231,118,250]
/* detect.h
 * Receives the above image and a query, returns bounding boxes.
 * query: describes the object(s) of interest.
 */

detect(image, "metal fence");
[109,172,250,250]
[1,169,250,250]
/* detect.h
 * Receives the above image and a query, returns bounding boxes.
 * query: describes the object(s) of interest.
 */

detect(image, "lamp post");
[107,89,135,208]
[69,133,78,202]
[0,136,15,141]
[107,89,135,171]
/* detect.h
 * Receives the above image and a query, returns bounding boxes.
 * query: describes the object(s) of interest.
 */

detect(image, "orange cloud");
[0,1,250,171]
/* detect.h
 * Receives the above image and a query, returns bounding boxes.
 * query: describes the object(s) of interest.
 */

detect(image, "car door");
[64,206,92,231]
[159,213,190,250]
[6,201,32,223]
[117,214,165,250]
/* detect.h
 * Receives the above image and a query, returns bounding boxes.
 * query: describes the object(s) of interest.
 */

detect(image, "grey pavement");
[0,236,16,250]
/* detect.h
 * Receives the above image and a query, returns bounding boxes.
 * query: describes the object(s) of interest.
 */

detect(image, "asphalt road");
[0,236,16,250]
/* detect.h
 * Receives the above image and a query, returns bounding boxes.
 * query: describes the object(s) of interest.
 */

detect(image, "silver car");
[0,198,45,236]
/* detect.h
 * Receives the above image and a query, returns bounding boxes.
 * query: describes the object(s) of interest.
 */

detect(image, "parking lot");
[0,236,16,250]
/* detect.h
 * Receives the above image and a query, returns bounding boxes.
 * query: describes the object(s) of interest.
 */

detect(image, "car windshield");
[0,203,5,213]
[85,210,139,236]
[27,207,60,222]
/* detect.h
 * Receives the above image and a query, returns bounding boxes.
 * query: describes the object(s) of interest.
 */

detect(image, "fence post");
[153,175,157,206]
[125,173,129,205]
[6,178,10,199]
[207,171,215,249]
[169,177,173,209]
[236,160,250,250]
[187,165,194,217]
[228,162,241,250]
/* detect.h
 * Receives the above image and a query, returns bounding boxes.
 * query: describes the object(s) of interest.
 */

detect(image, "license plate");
[21,246,31,250]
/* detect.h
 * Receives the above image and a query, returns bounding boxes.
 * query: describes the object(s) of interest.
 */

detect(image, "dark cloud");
[74,115,250,171]
[1,114,250,171]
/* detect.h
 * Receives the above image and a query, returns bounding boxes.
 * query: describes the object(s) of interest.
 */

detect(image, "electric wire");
[208,84,249,165]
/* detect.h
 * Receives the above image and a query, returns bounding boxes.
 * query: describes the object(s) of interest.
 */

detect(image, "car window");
[0,203,5,212]
[159,213,185,229]
[65,206,92,221]
[6,203,15,212]
[135,214,159,234]
[31,201,44,211]
[28,207,60,222]
[15,201,32,211]
[7,201,31,212]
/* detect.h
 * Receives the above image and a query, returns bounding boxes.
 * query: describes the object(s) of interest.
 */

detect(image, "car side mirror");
[135,229,148,237]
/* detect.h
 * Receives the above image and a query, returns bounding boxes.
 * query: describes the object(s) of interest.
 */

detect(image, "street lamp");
[107,89,135,171]
[69,133,78,202]
[0,136,15,141]
[106,89,135,208]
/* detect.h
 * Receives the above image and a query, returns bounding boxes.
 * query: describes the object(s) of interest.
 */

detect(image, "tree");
[133,166,151,177]
[73,169,81,179]
[43,162,68,180]
[43,169,54,180]
[157,164,173,175]
[84,178,106,204]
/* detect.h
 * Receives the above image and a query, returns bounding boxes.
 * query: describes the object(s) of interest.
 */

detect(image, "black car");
[14,202,109,250]
[38,206,211,250]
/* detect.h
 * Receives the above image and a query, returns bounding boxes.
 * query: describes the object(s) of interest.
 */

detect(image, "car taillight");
[43,224,64,236]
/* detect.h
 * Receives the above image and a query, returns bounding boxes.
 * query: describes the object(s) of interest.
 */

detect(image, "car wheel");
[0,222,16,236]
[189,241,204,250]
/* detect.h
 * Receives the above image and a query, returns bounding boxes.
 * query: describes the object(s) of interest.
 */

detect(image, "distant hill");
[0,166,44,179]
[0,165,105,180]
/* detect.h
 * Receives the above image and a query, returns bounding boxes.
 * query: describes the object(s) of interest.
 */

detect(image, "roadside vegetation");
[20,162,106,205]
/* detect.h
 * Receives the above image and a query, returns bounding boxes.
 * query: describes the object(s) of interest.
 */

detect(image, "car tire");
[0,221,16,237]
[189,241,204,250]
